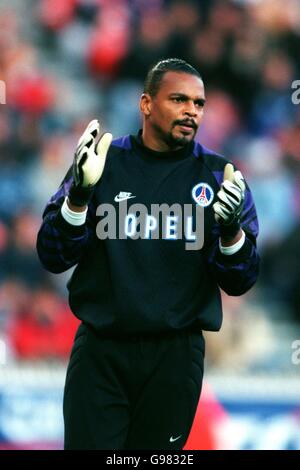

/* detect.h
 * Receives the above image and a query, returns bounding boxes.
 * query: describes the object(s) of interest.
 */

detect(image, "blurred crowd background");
[0,0,299,374]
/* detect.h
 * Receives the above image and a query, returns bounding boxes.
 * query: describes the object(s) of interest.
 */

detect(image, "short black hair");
[144,58,202,97]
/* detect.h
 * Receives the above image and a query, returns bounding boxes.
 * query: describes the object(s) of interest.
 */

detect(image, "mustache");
[173,119,197,129]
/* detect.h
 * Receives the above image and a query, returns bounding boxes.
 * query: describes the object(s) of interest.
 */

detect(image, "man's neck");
[141,129,184,152]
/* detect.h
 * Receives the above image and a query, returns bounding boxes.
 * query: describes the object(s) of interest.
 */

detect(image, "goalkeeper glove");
[68,119,112,207]
[213,163,245,240]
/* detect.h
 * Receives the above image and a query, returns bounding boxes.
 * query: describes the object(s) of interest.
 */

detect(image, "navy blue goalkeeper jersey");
[37,133,259,335]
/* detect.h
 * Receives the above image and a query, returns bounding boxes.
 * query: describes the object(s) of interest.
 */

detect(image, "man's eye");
[173,97,184,102]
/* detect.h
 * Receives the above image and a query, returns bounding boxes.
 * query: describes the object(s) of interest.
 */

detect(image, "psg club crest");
[192,183,214,207]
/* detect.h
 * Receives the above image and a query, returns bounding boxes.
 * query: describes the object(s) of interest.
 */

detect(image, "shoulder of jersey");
[193,141,230,172]
[110,135,131,152]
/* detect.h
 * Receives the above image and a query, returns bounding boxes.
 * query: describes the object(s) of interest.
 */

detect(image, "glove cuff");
[68,183,94,207]
[219,220,241,241]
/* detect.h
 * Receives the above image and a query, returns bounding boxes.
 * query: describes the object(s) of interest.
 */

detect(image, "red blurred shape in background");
[10,289,80,360]
[38,0,77,31]
[184,383,229,450]
[9,75,55,114]
[87,3,130,78]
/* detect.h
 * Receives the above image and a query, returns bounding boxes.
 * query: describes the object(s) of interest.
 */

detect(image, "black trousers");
[63,323,205,450]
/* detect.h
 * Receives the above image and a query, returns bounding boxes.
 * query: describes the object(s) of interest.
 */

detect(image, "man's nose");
[184,101,197,116]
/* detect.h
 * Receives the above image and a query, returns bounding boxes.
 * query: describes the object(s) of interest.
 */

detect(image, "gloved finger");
[78,120,100,147]
[213,201,232,219]
[214,200,232,214]
[73,146,89,185]
[77,136,94,155]
[96,132,113,157]
[222,181,243,204]
[76,146,89,167]
[223,163,235,183]
[233,170,246,192]
[85,119,100,136]
[216,191,236,212]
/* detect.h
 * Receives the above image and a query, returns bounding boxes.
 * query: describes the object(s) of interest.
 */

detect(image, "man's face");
[141,71,206,150]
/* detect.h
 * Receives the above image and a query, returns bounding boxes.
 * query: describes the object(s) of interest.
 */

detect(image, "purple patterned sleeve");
[36,169,95,273]
[206,175,260,296]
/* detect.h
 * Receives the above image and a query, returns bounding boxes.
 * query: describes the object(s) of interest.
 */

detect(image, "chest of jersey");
[93,149,219,249]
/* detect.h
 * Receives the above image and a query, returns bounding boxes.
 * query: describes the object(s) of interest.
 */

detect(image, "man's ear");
[140,93,152,117]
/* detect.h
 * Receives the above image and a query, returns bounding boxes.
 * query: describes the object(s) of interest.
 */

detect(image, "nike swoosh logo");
[114,195,136,202]
[169,435,182,443]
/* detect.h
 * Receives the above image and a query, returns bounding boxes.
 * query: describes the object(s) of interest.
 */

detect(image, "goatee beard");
[167,133,191,149]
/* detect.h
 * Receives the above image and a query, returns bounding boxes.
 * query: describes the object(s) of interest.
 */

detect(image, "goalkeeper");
[37,58,259,450]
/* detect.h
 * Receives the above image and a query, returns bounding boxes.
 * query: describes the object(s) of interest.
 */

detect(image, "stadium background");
[0,0,300,450]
